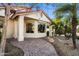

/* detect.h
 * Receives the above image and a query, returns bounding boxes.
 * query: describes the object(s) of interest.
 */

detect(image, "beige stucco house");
[0,6,52,41]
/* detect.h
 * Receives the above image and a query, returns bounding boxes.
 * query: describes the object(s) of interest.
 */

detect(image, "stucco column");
[14,21,18,38]
[34,21,38,33]
[49,25,52,36]
[45,24,47,33]
[18,15,24,41]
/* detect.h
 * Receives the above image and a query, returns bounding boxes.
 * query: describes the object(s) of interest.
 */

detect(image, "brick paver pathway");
[10,38,58,56]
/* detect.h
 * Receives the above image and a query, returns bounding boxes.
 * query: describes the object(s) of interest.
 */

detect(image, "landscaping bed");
[52,36,79,56]
[0,32,24,56]
[4,39,24,56]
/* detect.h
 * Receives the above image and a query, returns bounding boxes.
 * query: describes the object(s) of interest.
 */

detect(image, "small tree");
[0,4,10,55]
[54,4,77,48]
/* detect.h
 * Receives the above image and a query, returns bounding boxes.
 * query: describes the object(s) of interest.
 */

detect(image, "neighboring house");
[0,6,52,41]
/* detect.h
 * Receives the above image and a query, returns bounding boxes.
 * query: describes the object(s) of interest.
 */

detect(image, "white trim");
[24,33,46,38]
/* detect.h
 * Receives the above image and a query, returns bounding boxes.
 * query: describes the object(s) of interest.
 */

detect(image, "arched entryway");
[26,23,34,33]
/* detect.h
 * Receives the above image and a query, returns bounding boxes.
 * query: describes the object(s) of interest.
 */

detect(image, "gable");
[24,11,51,23]
[0,6,51,23]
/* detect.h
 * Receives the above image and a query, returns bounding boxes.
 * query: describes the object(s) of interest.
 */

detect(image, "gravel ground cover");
[52,36,79,56]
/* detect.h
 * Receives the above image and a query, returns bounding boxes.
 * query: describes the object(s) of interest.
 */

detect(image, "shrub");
[55,25,64,35]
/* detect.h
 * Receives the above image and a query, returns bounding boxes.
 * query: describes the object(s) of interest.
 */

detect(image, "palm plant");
[54,3,77,48]
[52,16,63,35]
[62,16,72,38]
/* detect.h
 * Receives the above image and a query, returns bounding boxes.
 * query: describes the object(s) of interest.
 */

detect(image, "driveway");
[10,38,58,56]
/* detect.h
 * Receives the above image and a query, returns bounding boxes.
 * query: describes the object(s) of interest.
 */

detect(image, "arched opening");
[26,23,34,33]
[38,24,45,33]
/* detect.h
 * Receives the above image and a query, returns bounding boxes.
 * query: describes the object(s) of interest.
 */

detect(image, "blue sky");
[1,3,79,19]
[35,4,57,19]
[16,3,59,19]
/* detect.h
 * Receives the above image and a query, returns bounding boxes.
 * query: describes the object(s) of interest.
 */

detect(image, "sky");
[16,3,59,19]
[1,3,79,19]
[0,3,57,19]
[16,3,79,19]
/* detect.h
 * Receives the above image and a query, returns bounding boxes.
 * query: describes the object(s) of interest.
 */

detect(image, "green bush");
[55,25,64,35]
[66,26,71,33]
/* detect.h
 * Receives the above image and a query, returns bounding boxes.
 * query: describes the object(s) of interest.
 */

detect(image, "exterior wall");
[6,19,51,39]
[6,20,14,38]
[0,8,5,16]
[25,12,50,23]
[0,8,52,39]
[24,19,48,38]
[14,20,18,38]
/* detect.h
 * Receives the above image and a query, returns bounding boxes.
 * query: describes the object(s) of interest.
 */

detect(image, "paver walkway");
[10,38,58,56]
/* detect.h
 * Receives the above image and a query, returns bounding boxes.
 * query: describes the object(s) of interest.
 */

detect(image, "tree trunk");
[72,18,77,49]
[71,3,77,49]
[64,25,67,38]
[0,6,10,55]
[0,16,8,54]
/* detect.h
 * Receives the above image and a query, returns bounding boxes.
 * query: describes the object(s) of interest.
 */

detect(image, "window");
[38,24,45,33]
[26,23,34,33]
